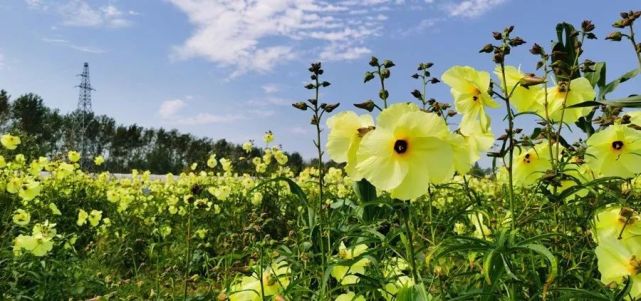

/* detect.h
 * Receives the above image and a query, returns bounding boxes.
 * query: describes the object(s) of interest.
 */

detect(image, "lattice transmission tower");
[75,62,95,165]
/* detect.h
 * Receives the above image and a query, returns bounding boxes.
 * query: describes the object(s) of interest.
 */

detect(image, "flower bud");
[322,103,339,113]
[321,81,331,87]
[411,89,422,100]
[304,83,315,89]
[509,37,526,47]
[383,59,395,68]
[519,74,546,87]
[369,56,379,67]
[581,20,595,32]
[364,71,375,83]
[354,100,376,112]
[605,31,623,41]
[380,68,390,79]
[292,102,308,111]
[492,31,502,40]
[479,43,494,53]
[529,43,544,55]
[379,89,389,100]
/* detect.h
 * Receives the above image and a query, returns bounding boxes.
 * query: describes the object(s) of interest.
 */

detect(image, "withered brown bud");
[529,43,543,55]
[304,83,315,89]
[479,43,494,53]
[322,103,340,113]
[321,81,331,87]
[354,99,376,112]
[581,20,595,32]
[411,73,420,79]
[519,74,546,87]
[585,32,597,40]
[509,37,526,47]
[369,56,379,67]
[308,98,317,105]
[357,126,375,137]
[447,110,457,117]
[505,25,514,34]
[430,78,440,84]
[311,115,319,125]
[492,31,502,40]
[292,102,308,111]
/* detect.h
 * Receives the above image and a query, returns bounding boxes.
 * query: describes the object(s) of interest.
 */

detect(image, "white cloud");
[262,83,280,94]
[158,99,245,125]
[26,0,133,28]
[158,99,187,118]
[169,0,389,77]
[445,0,506,18]
[42,37,106,54]
[175,113,243,125]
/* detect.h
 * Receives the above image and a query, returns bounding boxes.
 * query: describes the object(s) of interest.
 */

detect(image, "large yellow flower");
[585,124,641,178]
[460,120,495,166]
[1,134,20,150]
[512,142,557,187]
[326,111,374,179]
[593,206,641,250]
[543,77,595,123]
[494,65,544,113]
[595,237,641,298]
[356,103,456,200]
[442,66,498,131]
[228,261,290,301]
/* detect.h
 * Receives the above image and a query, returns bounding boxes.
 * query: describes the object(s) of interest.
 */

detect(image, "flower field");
[3,11,641,301]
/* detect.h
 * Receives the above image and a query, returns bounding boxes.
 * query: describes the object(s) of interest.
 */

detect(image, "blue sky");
[0,0,639,160]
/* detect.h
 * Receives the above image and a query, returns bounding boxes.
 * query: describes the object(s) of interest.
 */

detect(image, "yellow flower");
[460,121,495,165]
[586,124,641,178]
[190,163,198,170]
[469,212,492,239]
[442,66,498,131]
[1,134,21,150]
[49,203,62,215]
[229,261,290,301]
[251,192,263,206]
[94,155,105,166]
[19,180,41,201]
[331,242,370,285]
[13,209,30,226]
[356,103,456,200]
[88,210,102,227]
[593,207,641,249]
[595,237,641,298]
[207,154,218,168]
[543,77,595,123]
[242,141,253,153]
[335,292,366,301]
[494,65,544,113]
[77,209,88,226]
[380,276,415,301]
[326,111,374,179]
[220,158,232,172]
[264,131,274,144]
[68,151,81,163]
[512,142,557,186]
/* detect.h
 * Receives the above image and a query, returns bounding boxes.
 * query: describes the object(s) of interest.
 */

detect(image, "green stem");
[629,25,641,69]
[183,203,193,299]
[499,60,516,231]
[402,201,420,282]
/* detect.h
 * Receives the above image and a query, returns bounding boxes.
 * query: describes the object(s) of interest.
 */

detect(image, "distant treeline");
[0,90,308,174]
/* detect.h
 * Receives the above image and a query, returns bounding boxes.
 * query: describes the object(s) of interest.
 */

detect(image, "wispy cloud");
[158,99,187,119]
[158,99,245,125]
[168,0,391,77]
[444,0,506,18]
[25,0,134,28]
[42,37,106,54]
[262,83,280,94]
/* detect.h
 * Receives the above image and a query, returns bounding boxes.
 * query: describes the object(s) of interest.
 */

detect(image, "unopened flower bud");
[479,43,494,53]
[383,59,395,68]
[364,71,375,83]
[605,31,623,41]
[519,74,546,87]
[581,20,595,32]
[292,102,308,111]
[411,89,422,100]
[492,31,502,40]
[354,100,376,112]
[509,37,526,47]
[369,56,379,67]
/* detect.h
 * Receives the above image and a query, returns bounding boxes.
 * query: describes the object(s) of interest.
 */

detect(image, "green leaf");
[514,243,558,287]
[599,68,640,99]
[396,284,431,301]
[604,94,641,108]
[353,179,377,203]
[584,62,606,89]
